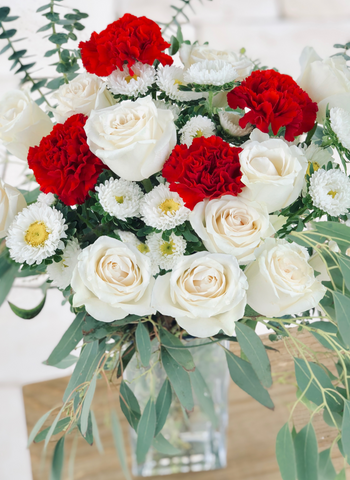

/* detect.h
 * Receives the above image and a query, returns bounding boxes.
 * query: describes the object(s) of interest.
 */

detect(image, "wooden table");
[23,329,349,479]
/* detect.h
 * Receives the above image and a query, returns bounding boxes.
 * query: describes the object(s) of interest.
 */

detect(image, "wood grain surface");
[23,329,349,479]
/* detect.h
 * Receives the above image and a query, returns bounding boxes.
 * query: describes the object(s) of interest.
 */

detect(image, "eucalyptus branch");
[161,0,212,37]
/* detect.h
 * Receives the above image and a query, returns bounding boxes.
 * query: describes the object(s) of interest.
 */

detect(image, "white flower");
[0,90,52,160]
[37,192,56,207]
[190,196,276,265]
[239,129,308,213]
[6,203,67,265]
[0,179,26,238]
[96,178,143,220]
[146,232,186,271]
[116,230,159,275]
[84,96,177,181]
[49,73,114,123]
[309,168,350,216]
[46,238,81,289]
[156,65,206,102]
[218,111,253,137]
[152,252,248,338]
[183,60,239,86]
[140,183,190,230]
[106,63,156,97]
[330,107,350,150]
[71,236,155,322]
[245,238,326,317]
[297,47,350,122]
[179,115,215,147]
[153,100,181,121]
[300,143,333,195]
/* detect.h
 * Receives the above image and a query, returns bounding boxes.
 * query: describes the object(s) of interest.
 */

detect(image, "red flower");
[227,69,318,141]
[162,136,244,210]
[79,13,173,77]
[28,114,105,206]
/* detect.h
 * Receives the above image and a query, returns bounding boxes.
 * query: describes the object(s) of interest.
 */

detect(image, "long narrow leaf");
[294,423,318,480]
[136,398,157,464]
[276,423,297,480]
[111,410,131,480]
[46,312,85,366]
[50,436,65,480]
[91,410,103,454]
[27,408,55,446]
[80,374,97,436]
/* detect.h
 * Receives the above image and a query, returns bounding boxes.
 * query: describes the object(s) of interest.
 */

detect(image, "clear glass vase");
[124,338,230,477]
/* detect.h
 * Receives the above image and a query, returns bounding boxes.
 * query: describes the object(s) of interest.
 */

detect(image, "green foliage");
[294,423,319,480]
[276,423,297,480]
[8,294,46,319]
[50,436,65,480]
[136,398,157,464]
[319,449,337,480]
[159,328,195,370]
[161,347,194,411]
[135,322,152,367]
[111,410,132,480]
[155,379,172,436]
[189,367,218,427]
[119,381,141,431]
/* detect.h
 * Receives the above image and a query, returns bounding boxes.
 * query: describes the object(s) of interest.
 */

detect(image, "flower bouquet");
[1,1,350,478]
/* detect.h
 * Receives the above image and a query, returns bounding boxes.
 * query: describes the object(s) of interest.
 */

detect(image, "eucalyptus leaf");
[153,433,181,455]
[338,255,350,291]
[78,411,93,445]
[135,322,151,367]
[0,264,18,306]
[189,368,218,428]
[335,469,346,480]
[319,449,337,480]
[120,381,141,431]
[8,294,46,319]
[91,410,103,453]
[161,348,194,411]
[160,328,195,371]
[155,378,172,436]
[50,436,65,480]
[341,399,350,461]
[276,423,297,480]
[136,398,157,464]
[333,292,350,348]
[111,410,132,480]
[28,408,55,446]
[80,374,97,436]
[34,417,70,443]
[44,406,65,449]
[294,423,318,480]
[51,354,78,369]
[0,7,10,20]
[46,312,85,366]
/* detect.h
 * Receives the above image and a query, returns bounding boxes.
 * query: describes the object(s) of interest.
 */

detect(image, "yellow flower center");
[125,74,139,83]
[306,161,320,176]
[25,221,49,247]
[328,190,338,199]
[159,199,181,214]
[137,243,150,254]
[193,129,204,138]
[160,240,175,255]
[173,79,183,85]
[115,196,124,204]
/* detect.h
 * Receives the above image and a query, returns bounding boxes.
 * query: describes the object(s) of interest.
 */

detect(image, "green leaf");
[0,7,10,21]
[159,328,195,371]
[225,349,274,409]
[335,469,346,480]
[0,264,18,306]
[37,23,52,33]
[2,16,19,22]
[111,410,132,480]
[46,312,85,366]
[342,399,350,461]
[78,411,93,445]
[153,433,181,455]
[0,29,16,39]
[333,291,350,347]
[189,368,218,428]
[46,77,65,89]
[169,35,180,55]
[294,423,318,480]
[50,436,65,480]
[155,379,172,436]
[310,321,344,350]
[8,295,46,319]
[28,408,55,446]
[44,48,59,57]
[8,49,26,60]
[117,344,135,378]
[20,187,40,204]
[44,406,65,449]
[51,354,78,369]
[136,398,157,464]
[135,322,151,367]
[319,449,337,480]
[276,423,297,480]
[34,417,70,444]
[0,43,11,54]
[176,25,183,43]
[119,381,141,431]
[36,3,51,12]
[91,410,103,453]
[338,255,350,291]
[323,408,343,429]
[80,374,97,436]
[236,322,272,388]
[15,62,36,74]
[161,348,194,411]
[311,222,350,253]
[31,79,47,92]
[49,33,68,45]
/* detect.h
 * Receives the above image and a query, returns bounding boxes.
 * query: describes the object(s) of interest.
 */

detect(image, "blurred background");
[1,0,350,478]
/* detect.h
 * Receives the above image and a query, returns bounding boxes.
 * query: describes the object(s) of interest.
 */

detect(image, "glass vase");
[124,338,230,477]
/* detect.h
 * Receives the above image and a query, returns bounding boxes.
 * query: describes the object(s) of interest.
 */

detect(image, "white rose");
[179,43,253,81]
[0,90,52,160]
[239,130,308,213]
[190,196,276,265]
[84,96,177,181]
[245,238,326,317]
[0,179,26,238]
[152,252,248,338]
[50,73,115,123]
[72,236,155,322]
[297,47,350,122]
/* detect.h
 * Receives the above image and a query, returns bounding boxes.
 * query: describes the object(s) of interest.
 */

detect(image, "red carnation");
[227,69,318,142]
[28,114,105,206]
[162,136,244,210]
[79,13,173,77]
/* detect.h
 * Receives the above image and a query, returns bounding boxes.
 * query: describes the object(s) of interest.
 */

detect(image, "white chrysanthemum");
[106,63,156,97]
[300,143,334,195]
[140,183,190,230]
[115,230,159,275]
[330,107,350,151]
[156,65,206,102]
[219,111,253,137]
[309,168,350,216]
[183,60,239,86]
[6,203,67,265]
[46,238,81,289]
[95,178,144,220]
[146,232,186,271]
[153,100,181,120]
[37,192,56,206]
[179,115,216,147]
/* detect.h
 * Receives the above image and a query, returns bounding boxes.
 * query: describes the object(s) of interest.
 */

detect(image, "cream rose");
[0,90,52,160]
[72,236,155,322]
[239,130,308,213]
[0,179,26,238]
[245,238,326,317]
[50,73,114,123]
[298,47,350,122]
[190,196,276,265]
[84,96,177,181]
[152,252,248,337]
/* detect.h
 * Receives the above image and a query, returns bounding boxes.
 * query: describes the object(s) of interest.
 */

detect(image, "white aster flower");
[183,60,239,86]
[156,65,206,102]
[140,183,190,230]
[106,62,156,97]
[115,229,159,275]
[300,143,334,195]
[46,238,81,289]
[309,168,350,216]
[37,192,56,206]
[330,107,350,151]
[179,115,216,147]
[96,178,143,220]
[219,111,253,137]
[146,232,187,271]
[6,203,67,265]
